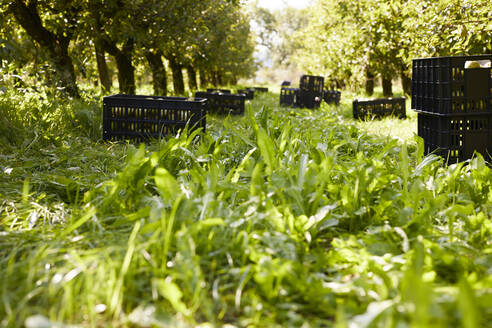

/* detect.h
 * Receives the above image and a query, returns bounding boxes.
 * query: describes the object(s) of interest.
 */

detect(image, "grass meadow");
[0,87,491,327]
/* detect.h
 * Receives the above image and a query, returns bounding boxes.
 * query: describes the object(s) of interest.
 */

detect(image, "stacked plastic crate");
[412,55,492,162]
[299,75,324,109]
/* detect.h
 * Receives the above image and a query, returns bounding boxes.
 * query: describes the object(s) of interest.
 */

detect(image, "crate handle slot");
[464,60,491,69]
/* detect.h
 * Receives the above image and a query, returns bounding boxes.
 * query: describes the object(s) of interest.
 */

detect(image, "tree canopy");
[295,0,492,95]
[0,0,256,96]
[1,0,491,96]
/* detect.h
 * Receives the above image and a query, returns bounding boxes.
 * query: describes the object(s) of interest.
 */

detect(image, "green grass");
[0,88,491,327]
[339,88,417,142]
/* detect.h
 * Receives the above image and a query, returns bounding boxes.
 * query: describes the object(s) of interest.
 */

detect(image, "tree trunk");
[89,2,135,95]
[10,0,79,97]
[382,76,393,97]
[94,41,112,93]
[145,50,167,96]
[365,69,375,96]
[199,69,207,89]
[335,79,344,90]
[216,70,223,86]
[212,70,219,87]
[102,38,135,94]
[401,72,411,96]
[115,53,135,94]
[186,65,198,91]
[115,39,135,95]
[53,47,79,96]
[168,57,184,95]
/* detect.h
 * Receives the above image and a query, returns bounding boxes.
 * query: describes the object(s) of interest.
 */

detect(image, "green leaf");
[348,300,394,328]
[458,278,480,328]
[256,127,276,175]
[154,168,180,202]
[155,278,190,315]
[61,206,97,236]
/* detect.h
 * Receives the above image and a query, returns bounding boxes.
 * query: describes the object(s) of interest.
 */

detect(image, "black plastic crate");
[206,88,231,94]
[353,98,406,120]
[323,90,341,105]
[299,75,324,109]
[280,87,300,107]
[238,89,255,100]
[103,94,206,142]
[253,87,269,93]
[300,75,324,92]
[195,91,245,115]
[298,90,322,109]
[412,55,492,115]
[418,112,492,162]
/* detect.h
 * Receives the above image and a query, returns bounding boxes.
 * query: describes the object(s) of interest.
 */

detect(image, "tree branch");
[10,0,57,51]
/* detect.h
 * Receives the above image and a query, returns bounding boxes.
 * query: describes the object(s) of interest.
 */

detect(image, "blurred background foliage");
[1,0,490,96]
[252,0,492,96]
